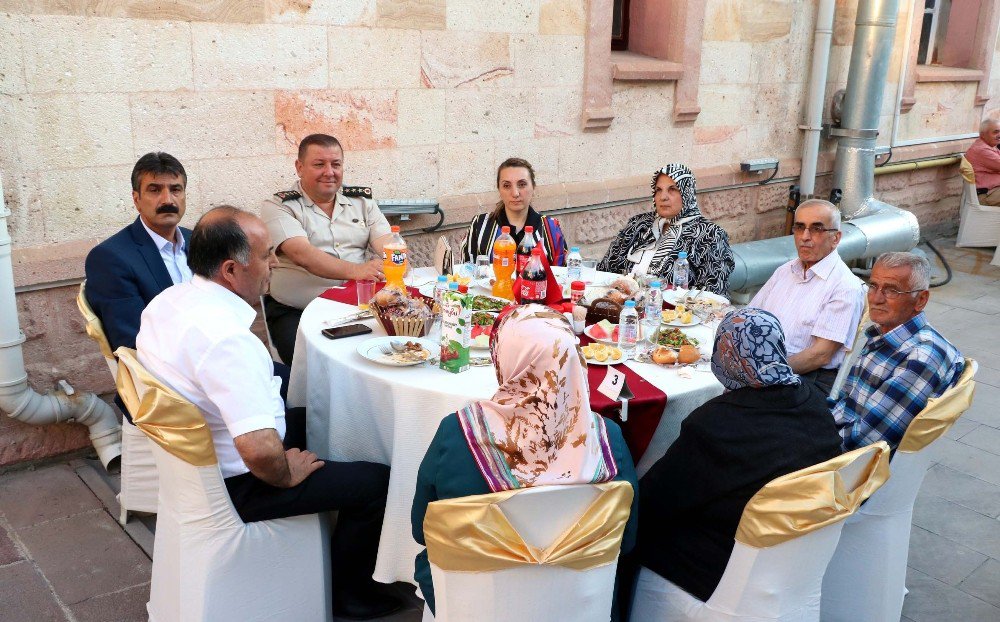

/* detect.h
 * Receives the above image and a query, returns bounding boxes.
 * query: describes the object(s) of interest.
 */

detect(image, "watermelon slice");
[590,320,618,341]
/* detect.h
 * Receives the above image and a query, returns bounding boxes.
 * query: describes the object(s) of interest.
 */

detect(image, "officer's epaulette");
[273,190,302,202]
[341,186,373,199]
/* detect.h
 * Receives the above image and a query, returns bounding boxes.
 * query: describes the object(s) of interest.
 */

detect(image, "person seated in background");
[461,157,568,266]
[749,199,864,395]
[85,152,192,354]
[833,252,964,452]
[411,305,638,616]
[261,133,393,364]
[637,308,841,603]
[597,164,733,296]
[963,118,1000,206]
[137,206,400,619]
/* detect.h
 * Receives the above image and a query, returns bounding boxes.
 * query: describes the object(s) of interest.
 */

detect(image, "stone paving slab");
[0,561,67,622]
[958,558,1000,609]
[912,494,1000,560]
[919,463,1000,519]
[15,508,151,606]
[903,567,1000,622]
[0,465,102,529]
[68,582,150,622]
[0,523,24,566]
[907,525,988,586]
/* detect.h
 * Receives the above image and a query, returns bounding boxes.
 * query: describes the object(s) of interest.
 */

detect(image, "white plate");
[582,355,625,366]
[661,315,702,328]
[663,289,729,306]
[583,323,618,345]
[356,336,437,367]
[417,282,440,299]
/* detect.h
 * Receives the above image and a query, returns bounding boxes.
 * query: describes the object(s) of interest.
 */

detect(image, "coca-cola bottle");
[516,225,536,274]
[520,244,548,304]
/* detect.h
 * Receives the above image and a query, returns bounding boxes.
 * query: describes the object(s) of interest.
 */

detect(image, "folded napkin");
[433,236,454,276]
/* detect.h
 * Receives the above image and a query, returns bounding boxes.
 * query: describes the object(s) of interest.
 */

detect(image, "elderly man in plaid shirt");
[833,252,963,451]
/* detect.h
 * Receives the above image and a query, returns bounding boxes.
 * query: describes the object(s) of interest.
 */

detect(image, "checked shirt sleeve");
[842,345,951,451]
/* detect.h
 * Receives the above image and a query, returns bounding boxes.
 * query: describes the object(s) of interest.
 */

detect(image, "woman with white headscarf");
[411,304,638,615]
[597,164,734,295]
[636,308,840,603]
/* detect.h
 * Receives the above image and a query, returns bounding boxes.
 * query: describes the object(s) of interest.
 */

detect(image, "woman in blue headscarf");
[634,308,841,603]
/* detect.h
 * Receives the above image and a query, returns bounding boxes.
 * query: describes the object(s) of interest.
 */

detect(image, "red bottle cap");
[458,284,469,294]
[571,281,585,291]
[501,226,510,234]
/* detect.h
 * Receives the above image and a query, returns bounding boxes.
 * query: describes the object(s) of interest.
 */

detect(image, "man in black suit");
[85,152,192,353]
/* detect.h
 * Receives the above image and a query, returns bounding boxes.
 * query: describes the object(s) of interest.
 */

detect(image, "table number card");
[597,366,626,401]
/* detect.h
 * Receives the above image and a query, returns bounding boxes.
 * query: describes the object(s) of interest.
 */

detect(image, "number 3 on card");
[597,367,625,401]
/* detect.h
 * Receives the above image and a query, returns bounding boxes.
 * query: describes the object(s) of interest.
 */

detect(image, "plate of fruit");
[584,319,619,344]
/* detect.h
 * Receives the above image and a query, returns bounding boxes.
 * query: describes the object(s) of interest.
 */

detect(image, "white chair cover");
[820,360,978,622]
[76,281,156,525]
[115,350,332,622]
[631,444,889,622]
[426,484,628,622]
[956,157,1000,248]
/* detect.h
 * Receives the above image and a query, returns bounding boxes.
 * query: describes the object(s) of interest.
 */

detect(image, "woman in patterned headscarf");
[635,308,841,604]
[411,305,638,614]
[597,164,734,295]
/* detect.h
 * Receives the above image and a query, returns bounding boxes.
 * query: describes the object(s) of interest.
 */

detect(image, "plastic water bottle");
[618,300,639,361]
[642,280,662,349]
[434,274,449,307]
[673,251,690,292]
[566,246,583,283]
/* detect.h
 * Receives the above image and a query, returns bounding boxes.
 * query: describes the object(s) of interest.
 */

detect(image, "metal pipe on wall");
[799,0,837,198]
[0,175,121,470]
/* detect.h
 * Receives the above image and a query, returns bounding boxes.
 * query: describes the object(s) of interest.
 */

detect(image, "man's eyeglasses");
[791,223,839,235]
[866,283,925,299]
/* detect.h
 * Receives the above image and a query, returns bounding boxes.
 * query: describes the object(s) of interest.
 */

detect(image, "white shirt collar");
[793,249,841,281]
[140,218,186,254]
[189,276,257,327]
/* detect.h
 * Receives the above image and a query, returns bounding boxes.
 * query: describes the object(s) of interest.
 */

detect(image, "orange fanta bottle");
[492,226,516,300]
[383,225,407,290]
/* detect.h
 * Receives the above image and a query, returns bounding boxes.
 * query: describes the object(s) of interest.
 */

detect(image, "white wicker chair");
[956,157,1000,248]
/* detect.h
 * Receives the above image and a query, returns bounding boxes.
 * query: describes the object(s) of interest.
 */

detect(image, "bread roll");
[652,347,677,365]
[678,344,700,364]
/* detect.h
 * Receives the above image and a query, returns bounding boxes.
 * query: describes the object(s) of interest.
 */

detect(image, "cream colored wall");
[1,0,987,253]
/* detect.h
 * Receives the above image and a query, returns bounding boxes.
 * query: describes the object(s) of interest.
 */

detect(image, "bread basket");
[371,301,434,337]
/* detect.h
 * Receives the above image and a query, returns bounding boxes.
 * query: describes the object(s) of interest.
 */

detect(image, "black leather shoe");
[332,586,404,620]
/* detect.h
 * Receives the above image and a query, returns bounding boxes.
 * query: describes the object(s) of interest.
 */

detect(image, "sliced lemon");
[594,350,609,362]
[610,348,622,361]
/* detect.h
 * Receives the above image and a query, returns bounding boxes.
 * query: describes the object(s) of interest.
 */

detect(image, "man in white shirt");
[136,206,400,620]
[750,199,865,394]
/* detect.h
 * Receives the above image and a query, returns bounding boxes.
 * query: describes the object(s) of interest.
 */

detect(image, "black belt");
[978,188,990,195]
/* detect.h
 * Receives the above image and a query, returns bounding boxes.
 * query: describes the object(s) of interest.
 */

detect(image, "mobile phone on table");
[321,324,373,340]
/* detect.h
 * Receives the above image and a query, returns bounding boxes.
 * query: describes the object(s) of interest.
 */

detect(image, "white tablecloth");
[286,268,724,585]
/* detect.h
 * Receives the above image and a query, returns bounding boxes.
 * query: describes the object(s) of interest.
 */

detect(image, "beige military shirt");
[262,180,391,309]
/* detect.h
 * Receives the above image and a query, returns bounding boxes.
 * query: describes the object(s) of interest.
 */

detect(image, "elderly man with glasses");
[832,252,963,452]
[750,199,866,394]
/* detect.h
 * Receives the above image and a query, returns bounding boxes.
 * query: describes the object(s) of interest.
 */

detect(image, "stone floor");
[0,236,998,622]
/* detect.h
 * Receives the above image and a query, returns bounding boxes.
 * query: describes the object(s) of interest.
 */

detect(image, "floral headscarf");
[711,308,801,391]
[651,163,702,221]
[456,304,618,492]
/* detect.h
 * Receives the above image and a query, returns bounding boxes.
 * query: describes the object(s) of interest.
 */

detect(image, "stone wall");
[0,0,992,465]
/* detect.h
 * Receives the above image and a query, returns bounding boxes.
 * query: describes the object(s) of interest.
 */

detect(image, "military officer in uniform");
[262,133,393,364]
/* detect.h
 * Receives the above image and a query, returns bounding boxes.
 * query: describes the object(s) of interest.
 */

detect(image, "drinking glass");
[475,255,491,280]
[581,259,598,284]
[357,279,376,310]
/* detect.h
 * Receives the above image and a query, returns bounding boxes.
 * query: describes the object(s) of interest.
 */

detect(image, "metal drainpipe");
[0,176,121,470]
[729,0,920,293]
[799,0,837,198]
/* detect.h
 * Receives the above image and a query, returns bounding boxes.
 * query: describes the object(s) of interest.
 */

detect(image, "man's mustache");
[156,205,180,214]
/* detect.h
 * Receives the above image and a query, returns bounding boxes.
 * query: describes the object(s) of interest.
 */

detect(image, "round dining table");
[286,267,724,586]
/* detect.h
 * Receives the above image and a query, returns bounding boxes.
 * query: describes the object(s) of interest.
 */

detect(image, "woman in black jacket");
[637,308,842,602]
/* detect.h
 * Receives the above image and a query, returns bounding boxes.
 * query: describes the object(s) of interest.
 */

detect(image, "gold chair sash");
[898,358,977,454]
[735,442,891,549]
[76,281,115,361]
[114,347,217,467]
[424,481,633,573]
[959,156,976,184]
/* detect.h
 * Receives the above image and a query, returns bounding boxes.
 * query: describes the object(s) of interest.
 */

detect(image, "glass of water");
[581,258,598,284]
[475,255,491,280]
